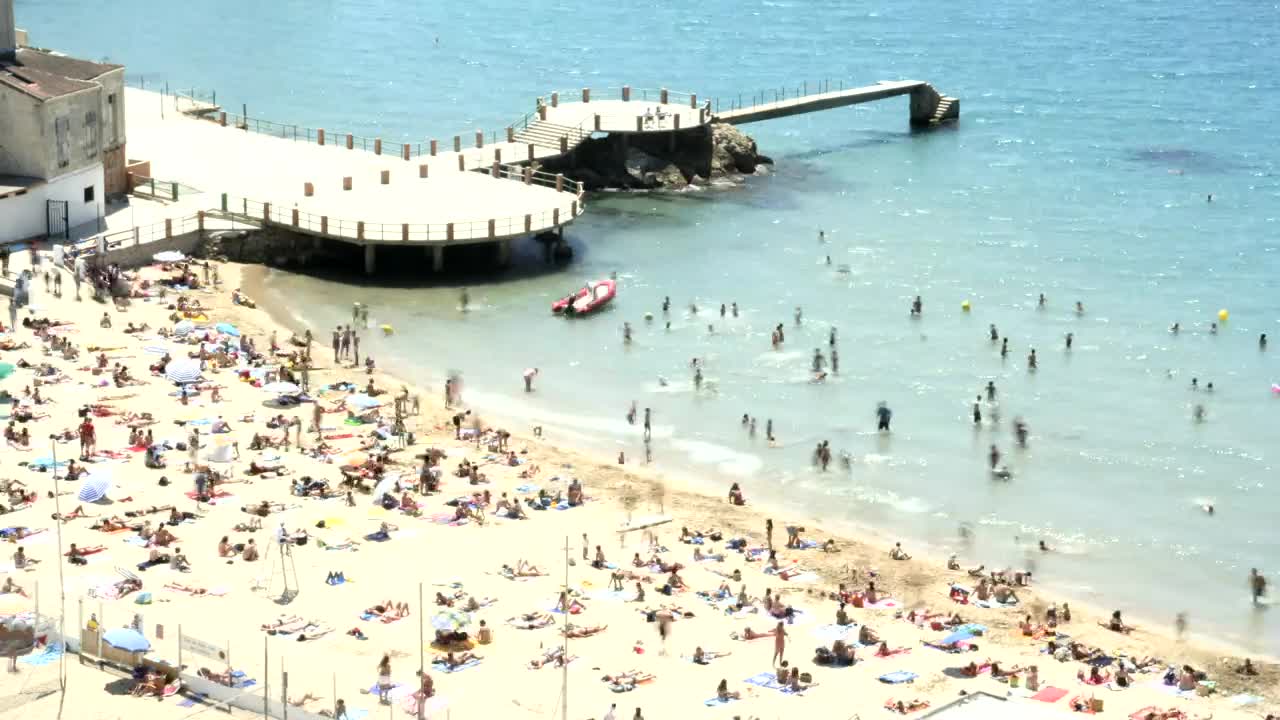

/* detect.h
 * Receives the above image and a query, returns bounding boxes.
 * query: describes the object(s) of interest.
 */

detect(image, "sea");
[19,0,1280,653]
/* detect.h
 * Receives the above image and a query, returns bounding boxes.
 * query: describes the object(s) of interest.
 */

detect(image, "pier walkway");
[105,80,955,273]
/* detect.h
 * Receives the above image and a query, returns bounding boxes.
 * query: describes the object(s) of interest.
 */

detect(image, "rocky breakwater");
[536,123,772,191]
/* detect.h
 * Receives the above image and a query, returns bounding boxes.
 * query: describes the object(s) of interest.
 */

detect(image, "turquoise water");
[21,0,1280,652]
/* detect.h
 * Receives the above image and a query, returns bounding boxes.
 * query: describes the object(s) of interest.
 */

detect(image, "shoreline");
[242,260,1278,669]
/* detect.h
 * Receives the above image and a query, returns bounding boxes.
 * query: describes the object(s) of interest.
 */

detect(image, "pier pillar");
[402,143,410,160]
[660,88,668,104]
[559,136,568,154]
[219,111,226,126]
[432,245,444,272]
[699,108,706,124]
[430,139,438,156]
[553,208,560,225]
[582,88,590,103]
[364,244,376,275]
[318,128,325,146]
[402,223,409,241]
[321,216,328,235]
[343,176,352,191]
[668,132,676,152]
[454,135,461,152]
[636,116,642,132]
[571,200,578,217]
[494,148,502,164]
[622,85,631,101]
[690,93,697,108]
[292,208,299,227]
[491,161,500,178]
[475,131,484,149]
[419,164,429,178]
[374,138,382,155]
[263,202,271,222]
[346,134,354,150]
[551,92,559,108]
[446,223,454,242]
[506,127,515,143]
[523,168,532,185]
[165,219,172,238]
[594,114,601,131]
[357,222,365,241]
[674,114,681,130]
[198,211,205,230]
[555,174,564,192]
[457,154,465,171]
[488,219,496,239]
[380,170,390,185]
[497,238,511,265]
[304,182,314,197]
[524,214,532,232]
[538,105,547,121]
[527,143,535,161]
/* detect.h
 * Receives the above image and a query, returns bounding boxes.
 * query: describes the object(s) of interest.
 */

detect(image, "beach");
[0,248,1274,720]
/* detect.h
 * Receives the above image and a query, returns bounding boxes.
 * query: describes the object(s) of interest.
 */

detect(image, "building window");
[55,116,70,168]
[84,186,95,203]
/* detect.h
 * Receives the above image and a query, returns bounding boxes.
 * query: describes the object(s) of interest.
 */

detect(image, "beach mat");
[1032,686,1068,703]
[879,671,917,684]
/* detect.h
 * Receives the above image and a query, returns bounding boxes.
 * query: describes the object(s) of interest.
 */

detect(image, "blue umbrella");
[76,470,113,502]
[102,627,150,653]
[431,609,470,632]
[346,393,381,409]
[165,359,203,384]
[0,362,14,380]
[215,323,240,337]
[940,629,975,646]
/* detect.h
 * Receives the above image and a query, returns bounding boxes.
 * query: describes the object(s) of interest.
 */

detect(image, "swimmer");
[1201,503,1214,516]
[765,418,774,443]
[1260,333,1268,350]
[972,397,982,425]
[1075,301,1084,315]
[989,324,998,342]
[825,255,831,265]
[985,381,996,401]
[1190,377,1198,390]
[1206,382,1214,392]
[1065,332,1073,350]
[1027,349,1037,370]
[1038,293,1046,308]
[1000,338,1009,359]
[1038,540,1051,552]
[720,303,726,318]
[1192,404,1206,423]
[831,349,839,373]
[707,324,715,334]
[1210,322,1218,334]
[662,296,670,314]
[794,307,803,325]
[622,322,632,344]
[689,301,698,315]
[694,367,703,390]
[731,302,738,317]
[812,349,826,373]
[1013,417,1029,447]
[988,444,1001,470]
[910,295,922,316]
[1170,322,1180,334]
[829,328,837,347]
[818,229,826,243]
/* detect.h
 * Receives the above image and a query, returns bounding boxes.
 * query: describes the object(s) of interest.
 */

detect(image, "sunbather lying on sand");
[561,624,607,638]
[885,698,930,714]
[500,560,545,578]
[730,625,779,641]
[365,601,410,620]
[692,647,731,665]
[261,616,309,634]
[508,612,553,629]
[603,670,656,691]
[433,651,481,668]
[528,647,574,669]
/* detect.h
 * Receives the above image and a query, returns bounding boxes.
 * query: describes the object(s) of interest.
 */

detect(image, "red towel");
[1031,686,1068,703]
[324,433,354,440]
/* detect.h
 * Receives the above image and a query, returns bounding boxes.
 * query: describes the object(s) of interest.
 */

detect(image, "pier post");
[343,177,352,191]
[304,182,314,197]
[357,222,365,241]
[622,85,631,101]
[346,134,353,150]
[497,238,511,265]
[321,216,328,235]
[374,138,382,155]
[221,193,228,212]
[524,214,532,232]
[419,164,429,178]
[506,127,515,143]
[559,137,568,154]
[491,161,500,178]
[457,154,465,171]
[582,88,590,103]
[446,223,454,242]
[553,208,560,226]
[674,114,681,130]
[263,202,271,222]
[538,105,546,121]
[292,209,299,227]
[402,143,410,160]
[219,111,226,127]
[555,174,564,192]
[432,245,444,272]
[198,211,205,230]
[690,93,697,108]
[660,88,668,104]
[523,168,532,185]
[527,143,535,161]
[636,116,643,132]
[402,224,409,241]
[494,148,502,164]
[380,170,390,185]
[318,128,325,146]
[594,114,601,131]
[453,136,461,152]
[551,92,558,108]
[165,219,172,238]
[488,219,496,239]
[475,131,484,149]
[363,244,375,275]
[571,200,578,217]
[430,139,438,156]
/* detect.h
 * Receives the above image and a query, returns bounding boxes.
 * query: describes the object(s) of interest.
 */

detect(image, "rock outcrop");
[536,122,772,192]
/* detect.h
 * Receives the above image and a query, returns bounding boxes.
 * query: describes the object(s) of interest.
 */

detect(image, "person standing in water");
[972,397,982,425]
[1075,301,1085,315]
[622,322,632,344]
[643,408,652,442]
[910,296,922,316]
[811,349,826,373]
[986,381,997,401]
[460,288,470,312]
[1259,333,1267,350]
[1027,349,1038,370]
[988,444,1001,470]
[1250,568,1268,605]
[662,297,670,315]
[627,403,638,425]
[1038,293,1046,308]
[831,349,839,374]
[1065,332,1073,350]
[794,307,803,326]
[694,366,703,390]
[989,324,999,342]
[829,328,837,347]
[765,419,774,443]
[731,302,739,318]
[876,403,892,432]
[818,230,826,243]
[1000,337,1009,360]
[1013,417,1029,447]
[719,304,726,318]
[748,417,757,437]
[776,324,785,344]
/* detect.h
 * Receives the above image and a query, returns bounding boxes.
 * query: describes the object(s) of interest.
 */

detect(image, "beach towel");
[18,643,63,666]
[704,696,738,706]
[866,598,899,609]
[1031,686,1068,703]
[810,624,860,644]
[432,658,481,673]
[879,671,918,684]
[1146,680,1196,698]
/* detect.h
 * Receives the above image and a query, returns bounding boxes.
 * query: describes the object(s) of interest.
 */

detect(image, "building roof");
[0,48,120,101]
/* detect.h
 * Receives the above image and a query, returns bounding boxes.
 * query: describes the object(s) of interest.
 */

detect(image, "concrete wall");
[95,228,204,268]
[0,0,14,59]
[98,67,125,150]
[0,84,104,180]
[0,163,103,243]
[0,85,43,177]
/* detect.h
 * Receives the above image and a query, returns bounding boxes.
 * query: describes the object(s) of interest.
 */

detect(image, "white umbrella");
[346,393,381,409]
[164,358,203,384]
[262,381,301,395]
[153,251,185,263]
[173,320,195,336]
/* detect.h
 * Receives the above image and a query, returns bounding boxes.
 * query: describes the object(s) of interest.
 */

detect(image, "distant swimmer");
[1075,301,1085,315]
[819,229,826,243]
[986,381,996,401]
[988,444,1001,470]
[1027,349,1038,370]
[1038,540,1052,552]
[831,349,839,374]
[972,397,982,425]
[765,418,774,443]
[662,296,670,314]
[707,324,715,334]
[776,324,785,344]
[1260,333,1268,350]
[812,349,826,373]
[829,328,837,347]
[741,413,749,428]
[875,402,892,432]
[825,255,831,265]
[622,322,632,344]
[689,301,698,315]
[1038,293,1046,308]
[1206,382,1214,393]
[1190,377,1198,390]
[664,321,671,331]
[989,324,999,342]
[694,367,703,390]
[910,295,923,316]
[1201,503,1214,516]
[720,303,726,318]
[991,465,1012,480]
[1207,194,1213,203]
[643,408,652,441]
[1210,322,1218,335]
[771,328,781,349]
[1170,322,1180,334]
[795,307,803,326]
[1013,417,1029,447]
[644,312,653,323]
[460,288,470,312]
[748,417,757,437]
[731,302,739,318]
[1000,338,1009,359]
[1065,332,1074,350]
[1192,404,1206,423]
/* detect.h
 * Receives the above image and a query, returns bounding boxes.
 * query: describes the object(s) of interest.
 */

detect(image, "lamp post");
[48,435,69,703]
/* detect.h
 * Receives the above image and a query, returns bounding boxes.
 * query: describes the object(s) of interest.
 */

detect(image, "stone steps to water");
[513,120,590,153]
[931,97,957,124]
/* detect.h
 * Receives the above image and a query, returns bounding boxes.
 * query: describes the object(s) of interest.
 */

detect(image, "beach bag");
[1089,698,1103,712]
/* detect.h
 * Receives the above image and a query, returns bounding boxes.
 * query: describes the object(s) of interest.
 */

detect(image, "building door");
[46,199,70,240]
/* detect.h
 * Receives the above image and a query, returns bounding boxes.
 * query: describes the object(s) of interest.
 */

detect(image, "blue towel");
[705,696,737,706]
[431,658,481,673]
[879,670,918,684]
[18,644,63,666]
[515,483,538,493]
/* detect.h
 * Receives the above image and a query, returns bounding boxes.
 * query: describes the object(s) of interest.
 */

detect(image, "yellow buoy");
[961,300,971,312]
[380,324,395,336]
[1217,309,1229,322]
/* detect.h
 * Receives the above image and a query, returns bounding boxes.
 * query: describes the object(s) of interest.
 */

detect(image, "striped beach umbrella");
[77,470,113,503]
[164,359,203,384]
[173,320,195,336]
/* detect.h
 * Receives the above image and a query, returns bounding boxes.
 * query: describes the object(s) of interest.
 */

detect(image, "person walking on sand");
[376,654,392,704]
[332,327,341,364]
[352,332,360,367]
[341,326,351,360]
[771,621,789,665]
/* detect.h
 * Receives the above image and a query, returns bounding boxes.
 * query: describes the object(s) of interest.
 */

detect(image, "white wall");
[0,162,102,243]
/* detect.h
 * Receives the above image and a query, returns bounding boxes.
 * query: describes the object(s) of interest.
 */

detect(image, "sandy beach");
[0,247,1275,720]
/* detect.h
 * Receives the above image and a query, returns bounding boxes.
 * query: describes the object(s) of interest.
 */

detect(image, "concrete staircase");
[930,96,959,125]
[513,120,591,154]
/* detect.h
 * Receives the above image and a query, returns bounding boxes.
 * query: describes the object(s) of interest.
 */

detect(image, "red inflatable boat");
[551,279,616,316]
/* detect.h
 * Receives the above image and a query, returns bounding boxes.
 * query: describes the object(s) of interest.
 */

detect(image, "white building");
[0,0,127,244]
